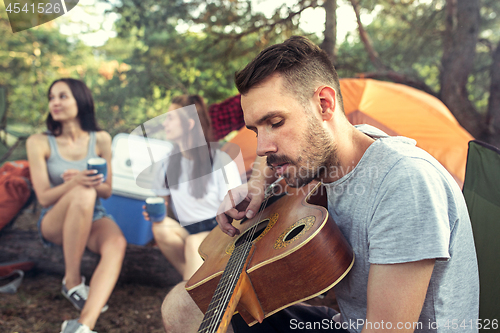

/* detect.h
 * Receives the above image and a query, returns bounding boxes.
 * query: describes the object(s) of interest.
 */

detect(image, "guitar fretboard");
[197,238,253,333]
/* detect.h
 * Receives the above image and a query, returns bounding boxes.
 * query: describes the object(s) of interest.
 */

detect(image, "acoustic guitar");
[185,179,355,333]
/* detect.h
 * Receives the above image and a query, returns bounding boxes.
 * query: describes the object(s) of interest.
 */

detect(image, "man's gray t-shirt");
[327,125,479,332]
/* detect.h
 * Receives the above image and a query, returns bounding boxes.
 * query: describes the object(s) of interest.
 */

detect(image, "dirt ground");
[1,208,338,333]
[1,209,168,333]
[1,272,168,333]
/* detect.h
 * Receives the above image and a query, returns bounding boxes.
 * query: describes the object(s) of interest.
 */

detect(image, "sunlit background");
[49,0,367,47]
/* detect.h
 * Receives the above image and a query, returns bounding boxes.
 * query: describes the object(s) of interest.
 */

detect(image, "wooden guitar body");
[186,180,354,328]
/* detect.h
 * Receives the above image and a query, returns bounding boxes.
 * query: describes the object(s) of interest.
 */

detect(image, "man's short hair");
[235,36,344,112]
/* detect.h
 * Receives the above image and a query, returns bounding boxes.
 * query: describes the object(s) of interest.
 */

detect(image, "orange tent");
[223,78,473,186]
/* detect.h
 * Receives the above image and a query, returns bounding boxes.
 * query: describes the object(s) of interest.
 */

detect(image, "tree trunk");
[321,0,337,64]
[440,0,485,138]
[0,229,182,288]
[350,0,387,71]
[486,42,500,148]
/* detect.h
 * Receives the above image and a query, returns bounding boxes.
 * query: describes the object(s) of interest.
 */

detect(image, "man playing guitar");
[161,36,479,333]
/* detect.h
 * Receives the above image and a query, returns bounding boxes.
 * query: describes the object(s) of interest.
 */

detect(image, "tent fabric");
[221,127,257,180]
[0,160,33,235]
[209,95,244,140]
[340,79,473,185]
[217,79,473,185]
[462,140,500,323]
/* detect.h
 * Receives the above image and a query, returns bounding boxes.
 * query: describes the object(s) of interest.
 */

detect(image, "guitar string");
[202,245,248,333]
[202,198,270,333]
[203,243,245,302]
[198,247,241,332]
[198,224,251,331]
[203,196,270,308]
[200,177,283,332]
[206,228,259,332]
[206,179,284,331]
[199,244,246,332]
[199,231,255,332]
[200,195,272,333]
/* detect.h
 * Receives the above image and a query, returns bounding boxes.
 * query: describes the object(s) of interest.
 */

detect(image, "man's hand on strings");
[216,181,266,237]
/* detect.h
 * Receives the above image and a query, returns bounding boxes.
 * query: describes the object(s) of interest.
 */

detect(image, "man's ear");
[317,86,337,121]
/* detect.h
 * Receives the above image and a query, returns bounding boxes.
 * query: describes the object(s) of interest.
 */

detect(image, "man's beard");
[267,116,338,188]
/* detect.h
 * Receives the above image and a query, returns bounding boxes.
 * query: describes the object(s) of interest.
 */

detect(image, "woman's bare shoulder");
[26,133,50,159]
[94,131,112,158]
[95,130,112,145]
[27,133,49,148]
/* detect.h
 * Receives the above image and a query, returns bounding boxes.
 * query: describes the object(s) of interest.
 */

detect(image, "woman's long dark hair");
[46,78,100,136]
[165,95,215,199]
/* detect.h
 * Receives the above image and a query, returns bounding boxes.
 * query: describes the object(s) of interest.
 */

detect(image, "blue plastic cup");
[87,157,107,182]
[145,197,166,222]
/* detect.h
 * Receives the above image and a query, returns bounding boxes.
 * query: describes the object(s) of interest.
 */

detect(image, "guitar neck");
[198,239,253,333]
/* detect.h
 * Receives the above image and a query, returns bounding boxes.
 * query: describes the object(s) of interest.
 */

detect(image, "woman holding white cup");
[26,78,126,333]
[143,95,242,281]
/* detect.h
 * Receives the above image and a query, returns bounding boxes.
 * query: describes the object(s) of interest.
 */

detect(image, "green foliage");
[336,33,373,77]
[1,18,67,130]
[2,0,499,140]
[336,0,499,113]
[0,11,106,133]
[1,0,322,139]
[89,0,315,136]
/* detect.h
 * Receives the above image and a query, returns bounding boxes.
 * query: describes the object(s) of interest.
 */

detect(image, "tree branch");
[357,71,438,97]
[201,0,318,42]
[349,0,388,71]
[197,0,320,58]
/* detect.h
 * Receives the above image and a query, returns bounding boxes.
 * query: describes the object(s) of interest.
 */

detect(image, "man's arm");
[363,259,435,333]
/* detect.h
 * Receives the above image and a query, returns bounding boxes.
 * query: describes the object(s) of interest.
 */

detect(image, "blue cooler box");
[102,133,172,245]
[102,194,153,245]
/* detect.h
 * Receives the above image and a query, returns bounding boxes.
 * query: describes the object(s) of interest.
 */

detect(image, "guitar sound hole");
[235,220,269,247]
[284,224,305,242]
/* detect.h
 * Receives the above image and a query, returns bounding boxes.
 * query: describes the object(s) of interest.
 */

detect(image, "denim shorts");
[37,198,115,247]
[183,217,218,235]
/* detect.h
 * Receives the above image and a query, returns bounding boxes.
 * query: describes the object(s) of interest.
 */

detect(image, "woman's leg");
[40,185,96,289]
[152,217,189,276]
[79,216,127,329]
[183,231,210,280]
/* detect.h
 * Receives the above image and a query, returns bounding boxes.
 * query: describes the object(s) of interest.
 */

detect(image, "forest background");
[1,0,500,160]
